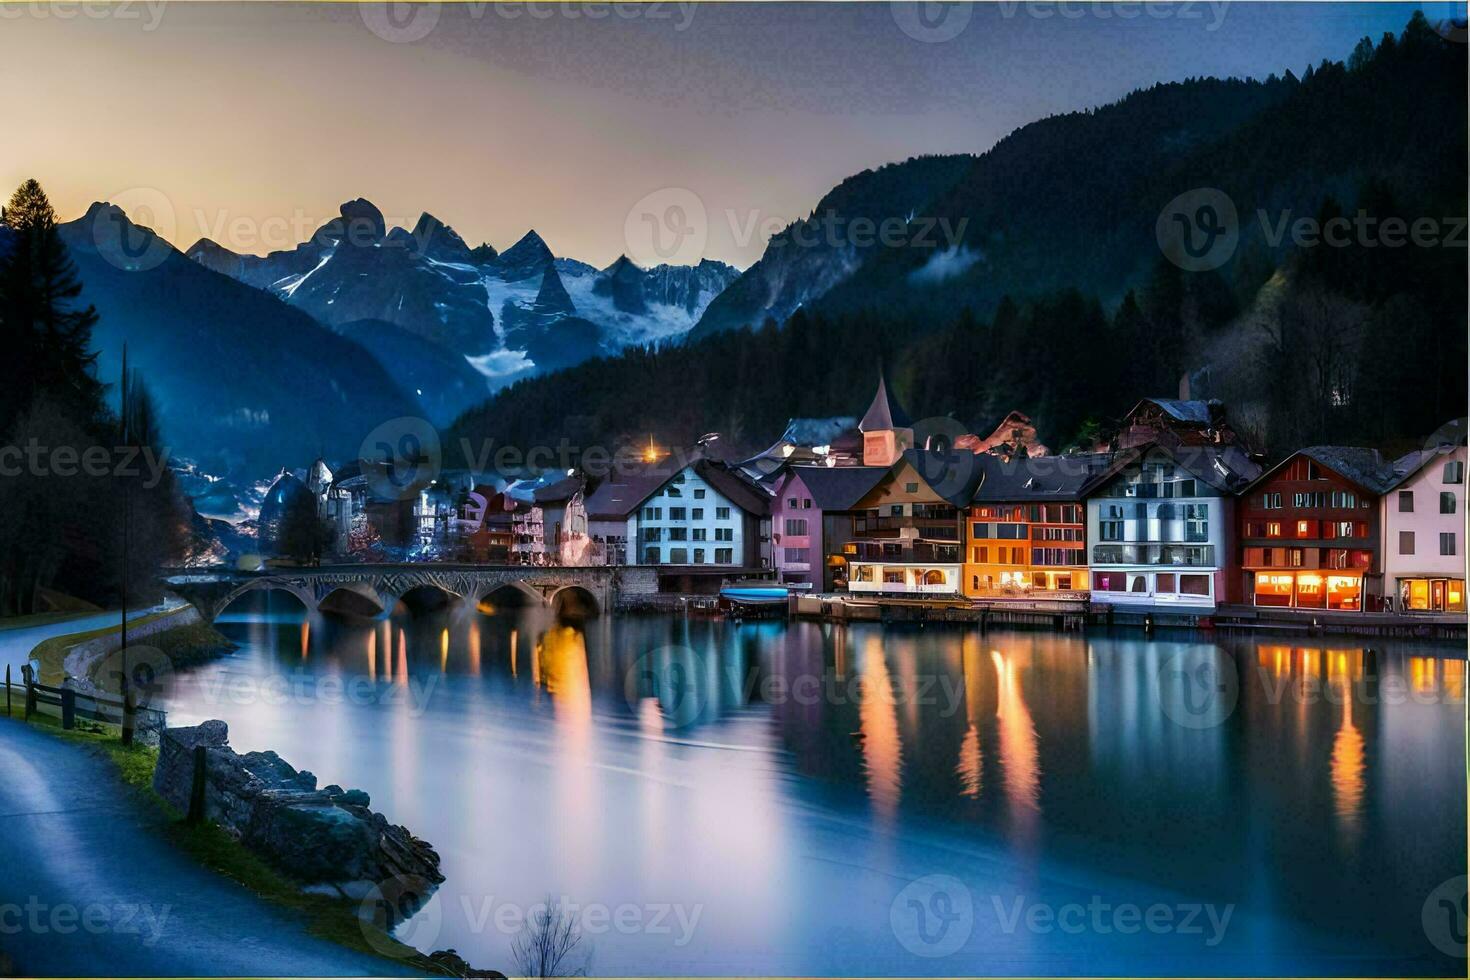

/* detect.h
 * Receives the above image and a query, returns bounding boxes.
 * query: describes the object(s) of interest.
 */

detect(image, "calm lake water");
[155,595,1467,976]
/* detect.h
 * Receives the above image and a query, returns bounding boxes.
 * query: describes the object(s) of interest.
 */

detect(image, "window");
[692,508,704,520]
[1441,533,1457,556]
[693,548,705,563]
[1398,490,1414,512]
[642,527,662,542]
[715,548,733,564]
[1179,574,1210,597]
[1100,520,1124,541]
[715,506,730,520]
[784,518,808,536]
[783,547,810,564]
[668,527,687,541]
[1329,491,1356,509]
[669,507,686,521]
[972,546,988,563]
[787,497,798,509]
[971,523,991,539]
[1266,522,1282,538]
[666,486,681,498]
[1399,531,1415,555]
[890,504,904,517]
[643,506,661,520]
[669,548,688,564]
[1156,573,1176,594]
[715,528,733,541]
[1262,492,1282,509]
[1441,492,1457,515]
[694,488,706,499]
[692,528,706,541]
[644,547,660,564]
[1445,461,1465,484]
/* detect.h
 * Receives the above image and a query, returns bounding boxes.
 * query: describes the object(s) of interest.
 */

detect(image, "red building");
[1238,448,1395,612]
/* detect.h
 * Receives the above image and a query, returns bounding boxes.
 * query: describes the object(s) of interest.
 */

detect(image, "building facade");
[964,455,1101,598]
[770,465,888,590]
[592,458,769,569]
[843,453,974,596]
[1087,445,1258,611]
[1382,440,1467,613]
[1238,448,1391,613]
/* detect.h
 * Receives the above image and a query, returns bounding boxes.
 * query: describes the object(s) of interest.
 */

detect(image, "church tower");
[859,369,914,467]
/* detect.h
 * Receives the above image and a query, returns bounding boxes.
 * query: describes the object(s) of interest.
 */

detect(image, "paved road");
[0,719,425,977]
[0,604,185,681]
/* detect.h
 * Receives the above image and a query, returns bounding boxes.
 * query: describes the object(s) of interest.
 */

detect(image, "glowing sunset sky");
[1,1,1455,267]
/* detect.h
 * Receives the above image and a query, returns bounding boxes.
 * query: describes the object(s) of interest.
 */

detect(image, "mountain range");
[186,201,738,403]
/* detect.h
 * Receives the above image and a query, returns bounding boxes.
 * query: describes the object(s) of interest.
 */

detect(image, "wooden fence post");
[186,744,208,825]
[60,688,75,730]
[21,664,35,721]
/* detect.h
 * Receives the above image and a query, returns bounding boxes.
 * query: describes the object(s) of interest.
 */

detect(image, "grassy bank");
[7,712,450,975]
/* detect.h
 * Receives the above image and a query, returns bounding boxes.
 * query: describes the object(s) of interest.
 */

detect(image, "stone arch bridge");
[162,564,647,623]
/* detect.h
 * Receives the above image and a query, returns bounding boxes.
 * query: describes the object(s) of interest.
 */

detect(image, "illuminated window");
[1266,522,1282,538]
[1254,573,1293,607]
[1326,574,1361,611]
[1297,521,1311,537]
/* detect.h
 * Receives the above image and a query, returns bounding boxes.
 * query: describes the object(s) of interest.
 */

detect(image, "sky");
[1,1,1460,268]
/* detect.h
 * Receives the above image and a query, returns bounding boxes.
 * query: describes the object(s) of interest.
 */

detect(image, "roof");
[859,371,912,432]
[1094,442,1262,495]
[1243,445,1402,497]
[971,453,1111,502]
[533,474,583,504]
[781,465,889,511]
[584,456,689,520]
[740,417,858,467]
[1134,398,1217,425]
[583,453,770,519]
[900,449,987,507]
[1382,420,1468,488]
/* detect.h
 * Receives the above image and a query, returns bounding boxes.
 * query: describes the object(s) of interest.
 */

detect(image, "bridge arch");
[394,583,463,616]
[475,581,544,612]
[317,582,389,619]
[209,580,316,621]
[552,585,600,621]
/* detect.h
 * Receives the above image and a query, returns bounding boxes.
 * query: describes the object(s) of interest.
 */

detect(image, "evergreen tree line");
[452,19,1465,467]
[0,179,190,616]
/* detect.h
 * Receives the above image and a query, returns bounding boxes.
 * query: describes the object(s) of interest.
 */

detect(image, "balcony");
[850,515,960,540]
[1091,544,1216,567]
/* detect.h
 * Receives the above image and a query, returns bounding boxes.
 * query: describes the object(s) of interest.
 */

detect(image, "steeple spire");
[859,366,912,432]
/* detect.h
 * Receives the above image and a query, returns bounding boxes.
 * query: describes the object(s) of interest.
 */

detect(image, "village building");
[842,451,980,596]
[1238,447,1397,612]
[769,464,888,590]
[964,454,1106,598]
[1087,442,1259,611]
[1381,426,1467,613]
[584,454,770,568]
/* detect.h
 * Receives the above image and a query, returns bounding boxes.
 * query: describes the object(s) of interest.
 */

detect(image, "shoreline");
[0,710,467,977]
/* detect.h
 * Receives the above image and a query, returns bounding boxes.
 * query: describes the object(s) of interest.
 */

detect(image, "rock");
[428,948,507,979]
[153,721,443,908]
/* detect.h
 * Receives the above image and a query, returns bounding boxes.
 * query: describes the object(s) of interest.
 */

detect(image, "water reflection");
[163,596,1465,977]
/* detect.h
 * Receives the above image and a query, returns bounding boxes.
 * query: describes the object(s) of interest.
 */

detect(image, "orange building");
[963,454,1106,598]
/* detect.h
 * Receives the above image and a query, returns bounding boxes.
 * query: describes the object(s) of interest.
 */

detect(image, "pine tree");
[0,179,104,428]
